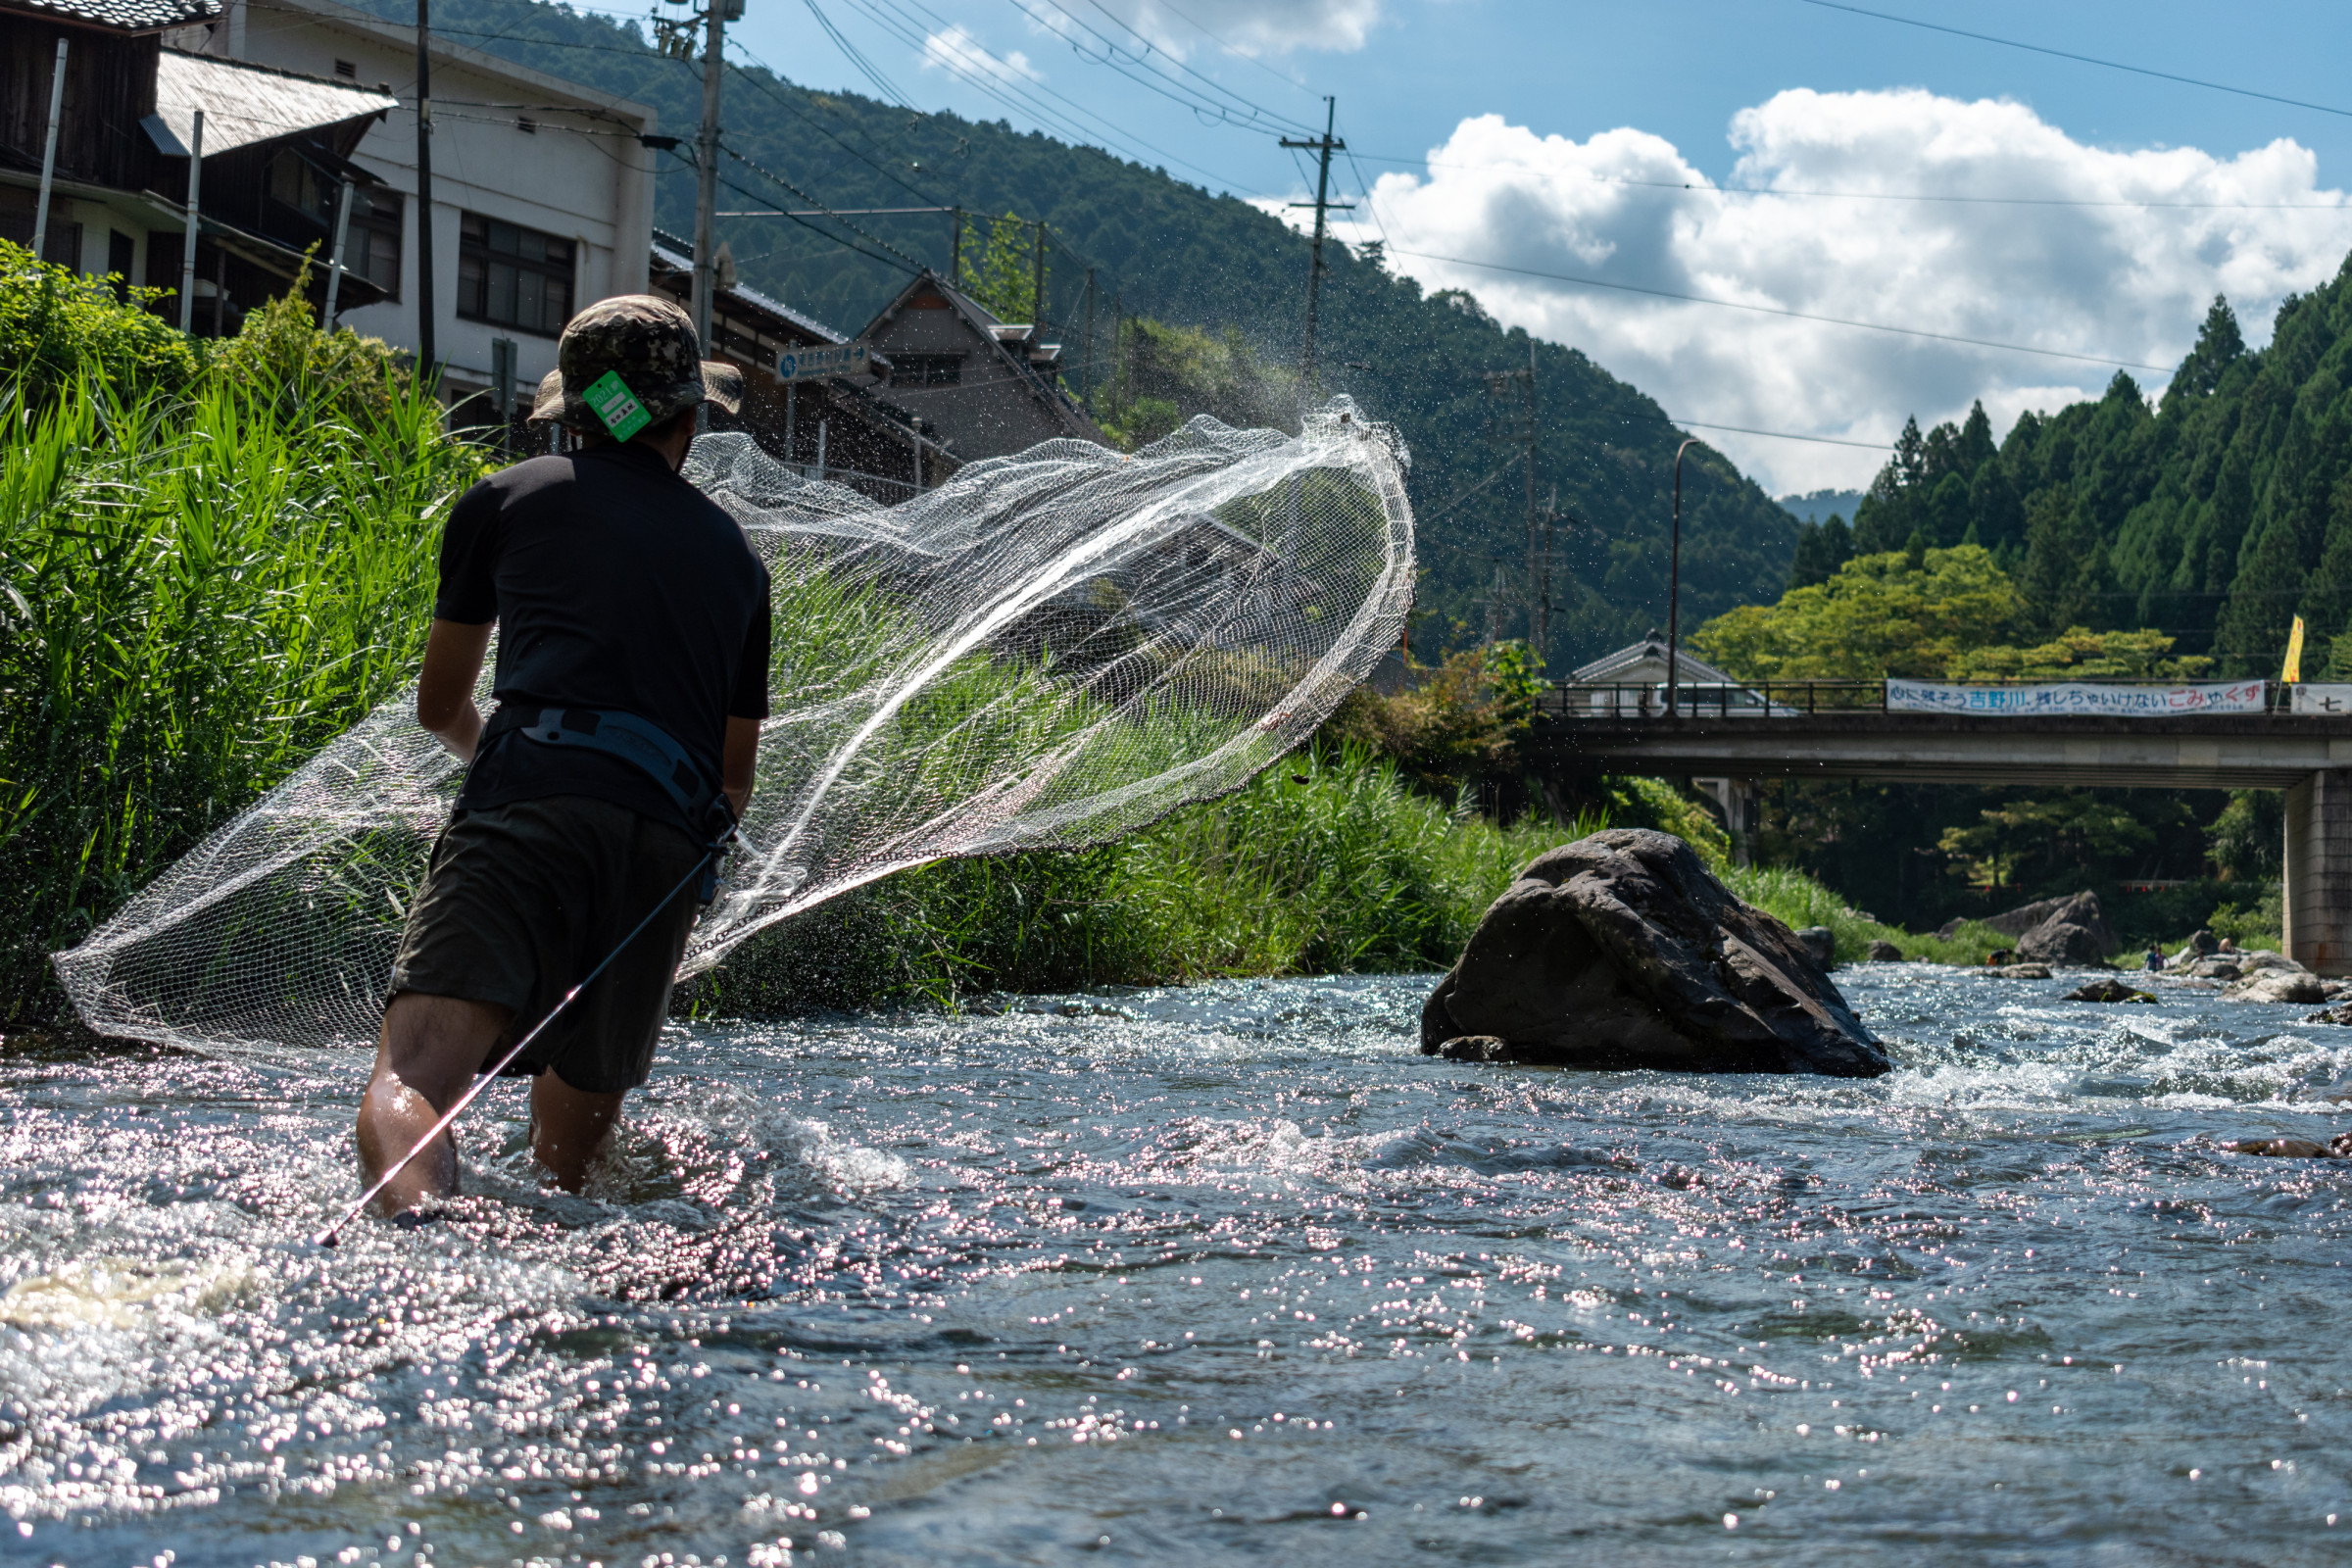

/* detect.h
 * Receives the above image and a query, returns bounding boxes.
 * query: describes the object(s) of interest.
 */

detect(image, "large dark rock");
[2018,919,2110,966]
[1419,829,1890,1077]
[1990,892,2120,956]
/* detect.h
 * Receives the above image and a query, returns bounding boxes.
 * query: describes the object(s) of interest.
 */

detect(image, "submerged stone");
[2063,978,2158,1004]
[1418,829,1890,1077]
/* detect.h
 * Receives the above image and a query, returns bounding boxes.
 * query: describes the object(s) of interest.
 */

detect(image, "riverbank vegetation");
[0,247,475,1018]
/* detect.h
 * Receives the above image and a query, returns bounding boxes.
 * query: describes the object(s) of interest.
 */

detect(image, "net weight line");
[313,834,729,1247]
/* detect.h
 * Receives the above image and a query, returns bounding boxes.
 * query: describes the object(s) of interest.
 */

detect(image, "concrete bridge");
[1526,681,2352,975]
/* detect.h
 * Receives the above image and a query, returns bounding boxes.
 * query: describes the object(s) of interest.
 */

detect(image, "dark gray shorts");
[389,795,704,1094]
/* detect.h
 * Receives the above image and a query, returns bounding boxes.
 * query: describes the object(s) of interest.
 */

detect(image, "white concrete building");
[170,0,658,409]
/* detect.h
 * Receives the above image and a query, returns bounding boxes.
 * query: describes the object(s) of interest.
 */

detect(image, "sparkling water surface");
[6,966,2352,1565]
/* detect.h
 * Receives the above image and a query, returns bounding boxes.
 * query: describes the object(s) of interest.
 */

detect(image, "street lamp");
[1667,437,1700,716]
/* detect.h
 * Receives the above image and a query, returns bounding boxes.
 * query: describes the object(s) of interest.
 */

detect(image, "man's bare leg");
[530,1072,628,1191]
[358,992,512,1216]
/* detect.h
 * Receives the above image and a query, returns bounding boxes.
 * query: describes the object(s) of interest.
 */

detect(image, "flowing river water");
[6,964,2351,1565]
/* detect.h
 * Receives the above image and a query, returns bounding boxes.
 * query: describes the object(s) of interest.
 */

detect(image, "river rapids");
[5,965,2351,1563]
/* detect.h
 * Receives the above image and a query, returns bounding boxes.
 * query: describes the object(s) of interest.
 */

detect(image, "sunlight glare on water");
[5,965,2352,1563]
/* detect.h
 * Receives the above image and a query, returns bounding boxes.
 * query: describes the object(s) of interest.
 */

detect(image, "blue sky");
[721,1,2352,491]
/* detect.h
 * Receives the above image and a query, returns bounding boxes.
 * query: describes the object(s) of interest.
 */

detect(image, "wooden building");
[1,0,398,329]
[858,270,1106,462]
[650,232,958,504]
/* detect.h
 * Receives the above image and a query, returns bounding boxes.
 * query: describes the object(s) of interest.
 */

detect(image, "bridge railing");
[1539,679,2290,719]
[1541,680,1889,718]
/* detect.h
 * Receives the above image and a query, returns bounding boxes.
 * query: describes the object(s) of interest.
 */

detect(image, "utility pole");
[1030,220,1046,326]
[691,0,731,401]
[1280,97,1351,390]
[1536,485,1560,659]
[1483,355,1538,645]
[176,110,203,333]
[416,0,435,378]
[1522,335,1540,661]
[950,206,962,285]
[1667,437,1701,716]
[1081,267,1096,403]
[30,39,65,266]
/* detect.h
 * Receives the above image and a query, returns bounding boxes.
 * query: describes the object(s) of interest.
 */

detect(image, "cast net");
[52,399,1414,1055]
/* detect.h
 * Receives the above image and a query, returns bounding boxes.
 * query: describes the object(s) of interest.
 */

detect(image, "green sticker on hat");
[582,368,650,441]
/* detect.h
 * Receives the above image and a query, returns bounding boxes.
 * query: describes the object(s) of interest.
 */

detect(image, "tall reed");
[0,369,479,1014]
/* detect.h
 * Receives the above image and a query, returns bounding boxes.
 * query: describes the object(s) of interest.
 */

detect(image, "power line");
[837,0,1261,191]
[1383,247,2176,372]
[1641,416,1892,451]
[1016,0,1317,133]
[1795,0,2352,121]
[802,0,915,108]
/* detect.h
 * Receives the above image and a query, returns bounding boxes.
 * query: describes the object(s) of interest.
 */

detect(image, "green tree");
[1937,793,2164,890]
[1693,544,2024,679]
[956,211,1036,321]
[1786,514,1853,590]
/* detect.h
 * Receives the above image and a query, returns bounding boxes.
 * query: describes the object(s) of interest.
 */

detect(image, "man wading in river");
[355,296,770,1218]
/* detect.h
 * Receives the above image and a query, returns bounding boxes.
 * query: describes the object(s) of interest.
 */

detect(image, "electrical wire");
[1382,246,2176,372]
[839,0,1260,190]
[720,144,932,271]
[1795,0,2352,121]
[1011,0,1316,133]
[802,0,917,108]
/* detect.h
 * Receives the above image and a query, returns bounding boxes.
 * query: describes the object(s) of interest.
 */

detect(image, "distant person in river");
[354,297,770,1220]
[2219,937,2239,955]
[2144,945,2165,972]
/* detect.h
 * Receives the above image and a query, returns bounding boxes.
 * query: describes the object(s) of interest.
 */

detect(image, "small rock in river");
[2225,972,2328,1004]
[1989,963,2053,979]
[2228,1133,2352,1158]
[1866,939,1904,961]
[2062,978,2158,1004]
[2305,1003,2352,1026]
[1431,1035,1509,1061]
[1793,925,1836,965]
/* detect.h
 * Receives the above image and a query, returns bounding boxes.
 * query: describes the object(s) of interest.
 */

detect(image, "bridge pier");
[2284,771,2352,976]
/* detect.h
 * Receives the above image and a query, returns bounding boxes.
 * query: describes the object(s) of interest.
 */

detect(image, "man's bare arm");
[722,715,760,820]
[417,619,495,762]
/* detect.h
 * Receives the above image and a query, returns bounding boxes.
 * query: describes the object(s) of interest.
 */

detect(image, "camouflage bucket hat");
[528,293,743,431]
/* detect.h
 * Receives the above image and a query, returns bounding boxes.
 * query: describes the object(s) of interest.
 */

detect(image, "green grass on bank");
[1,253,478,1016]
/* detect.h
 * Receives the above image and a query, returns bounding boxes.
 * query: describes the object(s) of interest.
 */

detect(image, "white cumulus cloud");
[1073,0,1380,59]
[1310,89,2352,494]
[923,24,1043,86]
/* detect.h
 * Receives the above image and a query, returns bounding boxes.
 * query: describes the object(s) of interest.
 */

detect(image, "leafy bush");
[1,274,478,1018]
[1,241,199,405]
[681,743,1565,1013]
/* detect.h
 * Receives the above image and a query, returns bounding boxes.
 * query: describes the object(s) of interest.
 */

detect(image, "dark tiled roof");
[650,231,848,345]
[6,0,222,32]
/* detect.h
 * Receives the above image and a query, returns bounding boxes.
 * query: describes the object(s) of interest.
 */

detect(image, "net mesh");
[53,399,1415,1055]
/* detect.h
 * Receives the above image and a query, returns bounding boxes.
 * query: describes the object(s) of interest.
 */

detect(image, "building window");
[267,149,337,225]
[458,211,573,336]
[344,184,402,297]
[333,58,357,78]
[893,354,962,387]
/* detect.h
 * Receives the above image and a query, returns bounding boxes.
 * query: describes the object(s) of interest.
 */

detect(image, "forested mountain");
[1826,273,2352,677]
[369,0,1797,666]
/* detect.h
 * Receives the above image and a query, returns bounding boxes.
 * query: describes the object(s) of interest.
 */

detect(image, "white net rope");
[53,400,1414,1054]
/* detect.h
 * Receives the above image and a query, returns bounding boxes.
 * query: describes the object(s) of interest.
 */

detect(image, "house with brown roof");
[858,270,1106,461]
[647,231,958,504]
[2,0,399,326]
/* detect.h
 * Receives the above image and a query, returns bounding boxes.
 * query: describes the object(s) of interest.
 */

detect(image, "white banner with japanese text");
[1885,679,2267,716]
[2290,683,2352,715]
